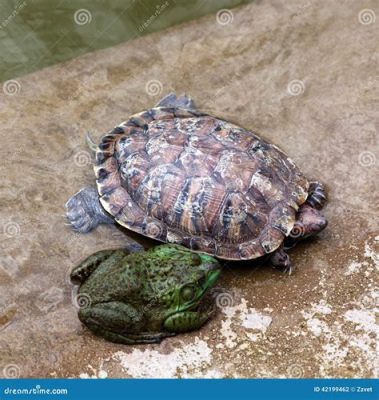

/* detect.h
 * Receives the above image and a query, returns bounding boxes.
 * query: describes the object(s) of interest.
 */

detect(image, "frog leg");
[163,310,213,333]
[66,186,114,233]
[83,327,172,344]
[79,302,169,344]
[113,331,175,342]
[71,249,123,284]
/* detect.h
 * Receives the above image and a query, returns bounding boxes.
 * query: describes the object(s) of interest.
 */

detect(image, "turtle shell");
[94,107,309,260]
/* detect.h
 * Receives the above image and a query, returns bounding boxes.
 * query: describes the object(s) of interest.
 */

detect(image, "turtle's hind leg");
[66,186,114,233]
[306,181,327,209]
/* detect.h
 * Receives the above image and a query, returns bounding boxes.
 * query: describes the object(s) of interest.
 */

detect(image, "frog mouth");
[186,272,221,313]
[204,267,221,291]
[188,291,216,313]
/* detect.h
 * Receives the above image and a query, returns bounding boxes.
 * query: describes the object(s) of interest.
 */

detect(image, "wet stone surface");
[0,0,378,378]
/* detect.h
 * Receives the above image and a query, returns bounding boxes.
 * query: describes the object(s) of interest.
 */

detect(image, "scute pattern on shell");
[94,107,309,260]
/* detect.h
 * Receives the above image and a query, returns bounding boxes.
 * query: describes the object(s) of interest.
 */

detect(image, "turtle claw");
[72,218,96,234]
[282,263,294,276]
[65,186,113,233]
[269,248,294,275]
[306,181,327,210]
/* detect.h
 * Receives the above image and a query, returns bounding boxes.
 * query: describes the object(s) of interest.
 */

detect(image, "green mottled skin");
[70,244,221,344]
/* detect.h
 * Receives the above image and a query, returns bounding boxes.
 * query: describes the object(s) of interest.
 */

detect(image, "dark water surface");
[0,0,252,81]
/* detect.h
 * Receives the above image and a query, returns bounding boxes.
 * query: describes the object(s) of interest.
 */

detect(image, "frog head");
[144,245,221,332]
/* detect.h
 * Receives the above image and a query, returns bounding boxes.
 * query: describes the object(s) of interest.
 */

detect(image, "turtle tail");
[86,131,98,153]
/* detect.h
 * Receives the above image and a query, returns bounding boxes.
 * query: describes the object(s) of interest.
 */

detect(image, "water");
[0,0,252,82]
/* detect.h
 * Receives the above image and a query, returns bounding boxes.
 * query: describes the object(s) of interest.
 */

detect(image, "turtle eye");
[181,285,195,302]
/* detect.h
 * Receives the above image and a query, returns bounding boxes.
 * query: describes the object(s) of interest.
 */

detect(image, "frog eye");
[191,253,202,266]
[181,285,195,302]
[197,275,206,287]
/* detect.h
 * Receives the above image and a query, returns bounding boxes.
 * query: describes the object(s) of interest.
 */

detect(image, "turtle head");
[285,204,328,248]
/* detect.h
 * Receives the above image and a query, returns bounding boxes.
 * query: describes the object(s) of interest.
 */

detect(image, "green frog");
[70,244,221,344]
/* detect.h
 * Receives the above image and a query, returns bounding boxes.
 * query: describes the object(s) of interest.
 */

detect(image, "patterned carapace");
[94,107,309,260]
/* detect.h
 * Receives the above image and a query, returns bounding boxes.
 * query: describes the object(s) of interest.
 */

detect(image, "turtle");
[66,93,327,273]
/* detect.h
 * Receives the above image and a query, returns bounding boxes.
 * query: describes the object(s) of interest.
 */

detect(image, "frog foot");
[85,325,174,344]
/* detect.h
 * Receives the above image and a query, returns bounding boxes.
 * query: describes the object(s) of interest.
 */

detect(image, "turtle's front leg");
[65,186,114,233]
[269,248,293,275]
